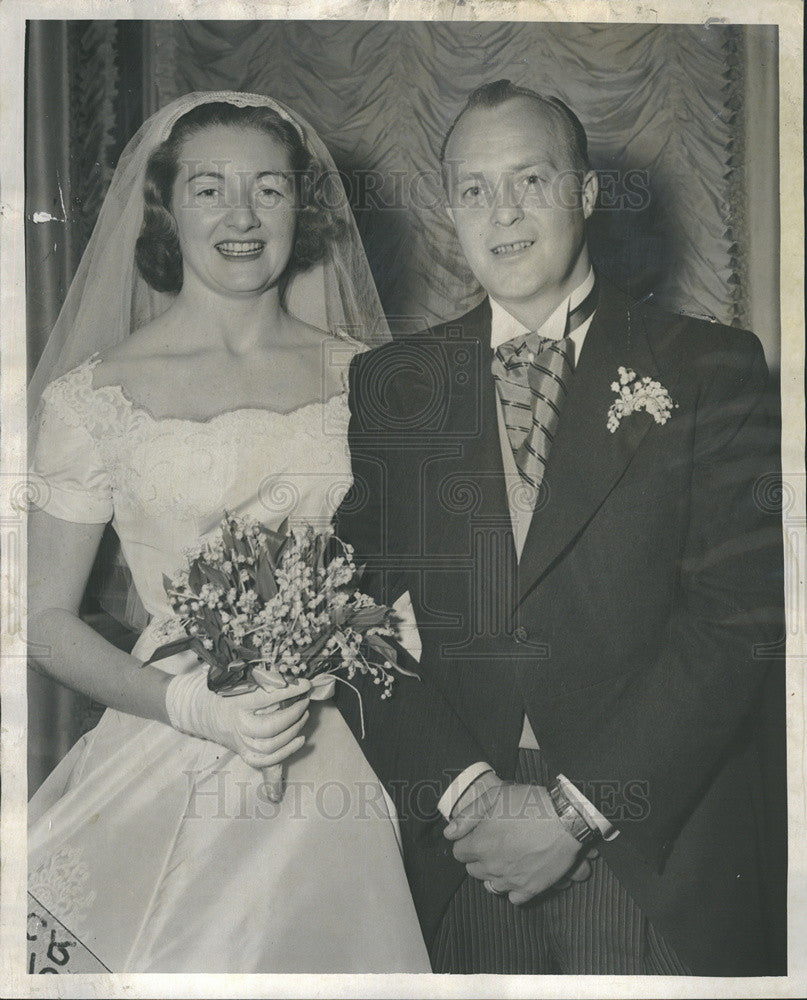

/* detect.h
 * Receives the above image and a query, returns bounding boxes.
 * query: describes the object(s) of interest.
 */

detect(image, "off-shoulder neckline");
[75,354,349,427]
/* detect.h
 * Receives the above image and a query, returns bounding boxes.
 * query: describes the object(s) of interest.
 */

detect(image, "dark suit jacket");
[335,279,785,975]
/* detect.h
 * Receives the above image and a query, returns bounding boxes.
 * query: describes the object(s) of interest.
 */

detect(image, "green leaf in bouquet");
[196,607,219,637]
[255,536,277,575]
[206,657,251,693]
[217,677,260,697]
[272,531,291,565]
[141,636,195,666]
[190,601,211,626]
[329,604,349,627]
[255,551,278,603]
[223,636,245,667]
[392,660,420,680]
[306,652,327,670]
[266,517,290,553]
[259,516,288,546]
[234,532,252,560]
[205,662,225,689]
[191,636,222,670]
[252,529,285,581]
[343,565,368,596]
[364,633,396,660]
[365,634,419,679]
[318,533,333,570]
[162,573,175,596]
[214,631,233,662]
[225,658,251,684]
[199,601,218,622]
[207,661,233,692]
[220,520,235,553]
[199,562,230,592]
[315,531,331,574]
[188,561,204,595]
[346,604,389,628]
[299,624,338,664]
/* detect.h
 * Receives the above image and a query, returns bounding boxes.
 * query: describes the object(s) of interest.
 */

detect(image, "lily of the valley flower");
[607,366,677,433]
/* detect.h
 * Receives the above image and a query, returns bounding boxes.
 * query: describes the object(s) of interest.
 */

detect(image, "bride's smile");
[214,239,266,260]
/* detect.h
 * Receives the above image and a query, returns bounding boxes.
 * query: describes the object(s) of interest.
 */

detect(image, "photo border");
[2,1,804,997]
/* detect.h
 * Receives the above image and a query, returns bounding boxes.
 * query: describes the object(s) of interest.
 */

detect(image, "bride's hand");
[165,669,311,770]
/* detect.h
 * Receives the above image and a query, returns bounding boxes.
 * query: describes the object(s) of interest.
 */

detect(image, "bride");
[27,91,430,974]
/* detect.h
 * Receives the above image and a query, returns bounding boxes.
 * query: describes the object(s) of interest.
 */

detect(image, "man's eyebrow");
[450,158,558,185]
[512,158,557,172]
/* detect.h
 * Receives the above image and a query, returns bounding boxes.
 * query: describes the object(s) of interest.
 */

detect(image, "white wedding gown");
[27,355,430,973]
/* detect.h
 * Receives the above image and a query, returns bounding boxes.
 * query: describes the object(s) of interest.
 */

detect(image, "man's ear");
[581,170,598,220]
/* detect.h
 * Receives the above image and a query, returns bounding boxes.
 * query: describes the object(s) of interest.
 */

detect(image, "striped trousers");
[430,748,691,975]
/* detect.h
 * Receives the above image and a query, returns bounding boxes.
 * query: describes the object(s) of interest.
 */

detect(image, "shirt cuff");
[437,762,495,820]
[558,773,619,841]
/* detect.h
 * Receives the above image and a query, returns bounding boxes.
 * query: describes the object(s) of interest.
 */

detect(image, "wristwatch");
[548,777,601,848]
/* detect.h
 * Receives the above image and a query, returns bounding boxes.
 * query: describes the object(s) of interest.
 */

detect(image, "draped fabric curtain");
[25,21,118,794]
[26,22,123,371]
[151,21,771,344]
[25,19,779,792]
[25,21,142,794]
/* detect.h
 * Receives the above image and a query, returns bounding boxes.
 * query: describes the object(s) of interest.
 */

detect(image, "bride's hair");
[135,101,347,293]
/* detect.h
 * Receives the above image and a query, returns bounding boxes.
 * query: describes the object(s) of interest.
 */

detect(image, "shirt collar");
[489,268,597,358]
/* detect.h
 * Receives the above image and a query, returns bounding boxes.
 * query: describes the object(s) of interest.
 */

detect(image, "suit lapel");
[516,281,660,603]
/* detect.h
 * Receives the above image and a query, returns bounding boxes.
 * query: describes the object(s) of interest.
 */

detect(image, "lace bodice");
[30,355,355,621]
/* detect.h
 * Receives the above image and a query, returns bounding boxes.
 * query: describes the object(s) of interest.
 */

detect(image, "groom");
[336,80,784,975]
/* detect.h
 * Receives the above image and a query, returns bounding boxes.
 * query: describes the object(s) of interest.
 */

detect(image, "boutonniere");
[607,366,677,433]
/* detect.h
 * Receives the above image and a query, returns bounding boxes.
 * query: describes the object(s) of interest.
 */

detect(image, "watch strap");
[548,777,601,847]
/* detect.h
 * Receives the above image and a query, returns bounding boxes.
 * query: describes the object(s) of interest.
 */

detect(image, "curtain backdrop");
[25,20,780,792]
[151,20,758,339]
[25,21,144,794]
[25,21,118,794]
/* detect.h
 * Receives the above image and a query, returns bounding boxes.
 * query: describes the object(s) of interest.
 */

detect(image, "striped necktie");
[492,280,598,492]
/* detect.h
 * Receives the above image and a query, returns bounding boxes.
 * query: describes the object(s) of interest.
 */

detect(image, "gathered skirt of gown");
[28,632,430,973]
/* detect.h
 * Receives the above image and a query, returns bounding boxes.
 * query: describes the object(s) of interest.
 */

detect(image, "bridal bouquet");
[145,513,414,799]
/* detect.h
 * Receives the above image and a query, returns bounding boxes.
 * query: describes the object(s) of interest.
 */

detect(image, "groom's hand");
[444,781,586,904]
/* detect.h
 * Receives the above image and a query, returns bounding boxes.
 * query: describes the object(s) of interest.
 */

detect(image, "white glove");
[165,667,311,771]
